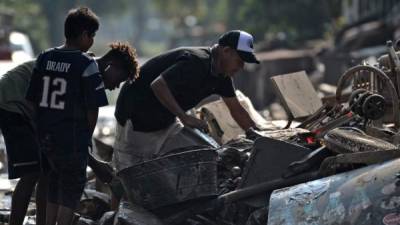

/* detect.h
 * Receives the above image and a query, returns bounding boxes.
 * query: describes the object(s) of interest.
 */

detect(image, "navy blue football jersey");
[26,48,108,154]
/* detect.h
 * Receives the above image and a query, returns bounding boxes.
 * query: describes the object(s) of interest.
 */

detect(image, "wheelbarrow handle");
[218,171,320,205]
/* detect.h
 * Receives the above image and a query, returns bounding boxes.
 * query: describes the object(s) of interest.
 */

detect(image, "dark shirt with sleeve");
[115,47,236,132]
[26,48,108,155]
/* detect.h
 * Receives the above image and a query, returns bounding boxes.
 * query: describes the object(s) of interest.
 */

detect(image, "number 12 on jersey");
[39,76,67,109]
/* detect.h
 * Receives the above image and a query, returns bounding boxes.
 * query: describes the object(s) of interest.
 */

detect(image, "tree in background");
[39,0,131,50]
[237,0,342,49]
[151,0,229,48]
[1,0,343,56]
[1,0,139,55]
[0,0,49,54]
[152,0,343,50]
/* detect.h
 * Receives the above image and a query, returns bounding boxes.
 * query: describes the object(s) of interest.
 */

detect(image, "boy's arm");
[87,109,99,136]
[82,60,108,137]
[25,63,42,105]
[25,60,43,119]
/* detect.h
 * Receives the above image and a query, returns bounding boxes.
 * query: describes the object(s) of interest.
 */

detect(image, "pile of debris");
[3,40,400,225]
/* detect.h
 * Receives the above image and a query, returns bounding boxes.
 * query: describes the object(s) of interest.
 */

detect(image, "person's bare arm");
[151,76,208,130]
[223,96,256,131]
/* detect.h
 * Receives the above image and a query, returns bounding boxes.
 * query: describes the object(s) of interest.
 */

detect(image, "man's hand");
[179,114,209,132]
[245,127,263,140]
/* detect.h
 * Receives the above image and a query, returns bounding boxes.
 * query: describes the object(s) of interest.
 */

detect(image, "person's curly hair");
[106,41,140,80]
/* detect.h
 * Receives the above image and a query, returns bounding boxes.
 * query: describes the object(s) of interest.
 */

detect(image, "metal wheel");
[335,65,399,128]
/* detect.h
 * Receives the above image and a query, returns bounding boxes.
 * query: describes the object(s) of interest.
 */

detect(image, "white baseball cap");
[218,30,260,64]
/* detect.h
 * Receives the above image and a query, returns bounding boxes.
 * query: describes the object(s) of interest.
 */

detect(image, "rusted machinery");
[86,40,400,225]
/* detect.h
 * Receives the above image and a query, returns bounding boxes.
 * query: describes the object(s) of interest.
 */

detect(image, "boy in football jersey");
[25,7,112,225]
[0,40,138,225]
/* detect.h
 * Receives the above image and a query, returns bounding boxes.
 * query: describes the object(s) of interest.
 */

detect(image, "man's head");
[99,41,140,90]
[216,30,259,77]
[64,7,99,52]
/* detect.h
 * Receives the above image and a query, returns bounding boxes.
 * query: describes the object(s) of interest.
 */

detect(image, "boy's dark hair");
[105,41,140,80]
[64,7,99,40]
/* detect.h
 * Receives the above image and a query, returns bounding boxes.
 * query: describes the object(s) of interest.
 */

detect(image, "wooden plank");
[270,71,322,119]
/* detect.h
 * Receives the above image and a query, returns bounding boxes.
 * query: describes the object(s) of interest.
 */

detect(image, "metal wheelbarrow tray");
[118,149,218,210]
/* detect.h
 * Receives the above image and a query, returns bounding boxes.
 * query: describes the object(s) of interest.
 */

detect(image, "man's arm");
[222,96,256,131]
[151,76,208,130]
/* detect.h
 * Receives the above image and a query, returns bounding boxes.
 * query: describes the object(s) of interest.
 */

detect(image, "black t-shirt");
[115,47,236,132]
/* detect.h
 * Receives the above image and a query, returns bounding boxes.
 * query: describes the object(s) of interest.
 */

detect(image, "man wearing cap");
[113,30,260,171]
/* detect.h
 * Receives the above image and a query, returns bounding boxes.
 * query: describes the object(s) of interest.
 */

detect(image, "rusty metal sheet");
[259,127,309,141]
[268,158,400,225]
[114,201,163,225]
[270,71,323,119]
[238,137,313,207]
[324,127,398,154]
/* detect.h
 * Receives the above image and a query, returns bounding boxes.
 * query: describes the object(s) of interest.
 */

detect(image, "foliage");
[0,0,49,53]
[237,0,339,47]
[151,0,228,39]
[1,0,343,55]
[151,0,342,48]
